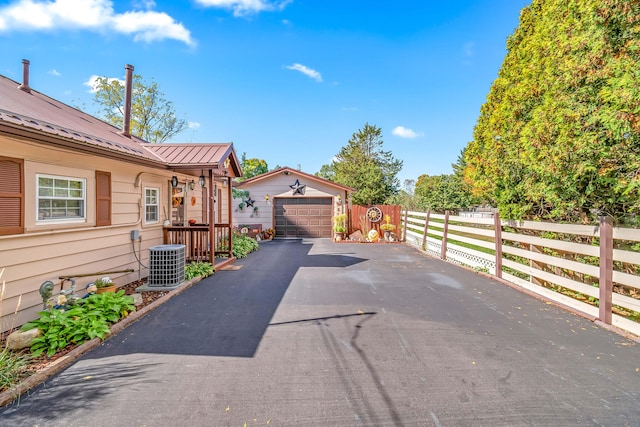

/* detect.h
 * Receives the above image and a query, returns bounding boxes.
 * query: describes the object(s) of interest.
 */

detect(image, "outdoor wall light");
[336,194,342,205]
[188,180,196,191]
[171,175,178,188]
[199,173,206,187]
[265,194,270,201]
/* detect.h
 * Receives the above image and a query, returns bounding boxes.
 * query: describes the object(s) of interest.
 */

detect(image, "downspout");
[121,64,134,138]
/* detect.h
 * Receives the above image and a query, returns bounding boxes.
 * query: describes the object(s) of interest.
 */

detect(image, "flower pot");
[96,285,117,294]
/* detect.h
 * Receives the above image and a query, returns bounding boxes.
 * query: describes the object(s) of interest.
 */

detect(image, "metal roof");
[0,74,160,161]
[141,143,231,167]
[141,142,241,177]
[0,71,240,176]
[237,166,354,192]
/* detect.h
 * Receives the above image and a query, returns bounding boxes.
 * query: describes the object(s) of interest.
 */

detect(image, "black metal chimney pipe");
[18,59,31,93]
[121,64,134,138]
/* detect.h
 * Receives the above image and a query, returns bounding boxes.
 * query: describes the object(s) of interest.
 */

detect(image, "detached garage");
[234,167,353,238]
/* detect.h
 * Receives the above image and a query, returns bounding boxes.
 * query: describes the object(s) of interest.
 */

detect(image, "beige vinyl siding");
[0,137,172,332]
[234,173,341,231]
[0,226,166,330]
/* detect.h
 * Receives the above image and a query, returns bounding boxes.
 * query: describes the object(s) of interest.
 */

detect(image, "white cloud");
[0,0,194,46]
[285,63,322,82]
[392,126,423,139]
[83,74,125,93]
[48,69,60,76]
[188,121,201,129]
[463,41,475,57]
[194,0,291,17]
[341,106,357,111]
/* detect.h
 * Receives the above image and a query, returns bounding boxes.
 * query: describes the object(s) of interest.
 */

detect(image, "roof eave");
[237,166,354,192]
[1,121,167,168]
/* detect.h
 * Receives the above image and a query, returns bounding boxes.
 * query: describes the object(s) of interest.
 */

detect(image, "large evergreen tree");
[331,123,403,205]
[464,0,640,224]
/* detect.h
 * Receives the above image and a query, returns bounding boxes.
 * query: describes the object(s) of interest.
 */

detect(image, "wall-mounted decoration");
[245,197,255,208]
[172,187,183,207]
[366,206,383,223]
[290,179,306,195]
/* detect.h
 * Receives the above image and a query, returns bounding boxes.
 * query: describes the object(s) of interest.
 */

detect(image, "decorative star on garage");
[244,197,255,207]
[289,179,306,195]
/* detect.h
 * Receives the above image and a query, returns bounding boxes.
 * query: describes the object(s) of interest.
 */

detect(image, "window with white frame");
[145,187,159,223]
[37,175,86,221]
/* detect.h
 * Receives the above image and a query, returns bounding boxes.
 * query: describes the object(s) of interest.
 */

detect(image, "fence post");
[402,208,408,242]
[493,212,502,278]
[441,210,449,260]
[422,209,431,251]
[599,216,613,325]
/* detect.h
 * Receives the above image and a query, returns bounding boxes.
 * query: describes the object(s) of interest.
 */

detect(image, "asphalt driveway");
[1,238,639,426]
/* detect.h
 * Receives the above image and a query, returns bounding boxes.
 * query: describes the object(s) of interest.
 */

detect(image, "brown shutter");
[0,157,24,236]
[95,171,111,226]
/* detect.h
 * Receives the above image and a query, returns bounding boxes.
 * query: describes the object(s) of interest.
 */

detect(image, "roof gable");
[236,166,353,192]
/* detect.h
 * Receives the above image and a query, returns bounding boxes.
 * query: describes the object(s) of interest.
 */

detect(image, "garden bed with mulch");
[0,278,170,394]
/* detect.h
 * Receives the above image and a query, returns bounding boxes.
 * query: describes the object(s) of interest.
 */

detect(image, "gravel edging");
[0,274,208,408]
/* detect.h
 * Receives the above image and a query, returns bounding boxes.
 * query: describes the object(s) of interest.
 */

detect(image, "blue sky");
[0,0,530,184]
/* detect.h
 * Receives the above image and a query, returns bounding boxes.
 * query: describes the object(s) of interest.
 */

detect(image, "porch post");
[227,175,233,258]
[209,169,214,265]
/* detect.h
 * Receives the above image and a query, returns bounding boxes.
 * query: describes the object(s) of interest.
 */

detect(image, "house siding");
[234,172,344,232]
[0,135,223,332]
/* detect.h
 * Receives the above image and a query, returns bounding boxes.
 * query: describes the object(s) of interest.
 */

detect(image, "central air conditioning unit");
[148,244,185,287]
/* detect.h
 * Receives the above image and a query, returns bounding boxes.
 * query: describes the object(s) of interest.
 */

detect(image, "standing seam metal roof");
[0,73,234,170]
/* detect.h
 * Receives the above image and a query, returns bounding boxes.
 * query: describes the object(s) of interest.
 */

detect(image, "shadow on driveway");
[84,239,366,359]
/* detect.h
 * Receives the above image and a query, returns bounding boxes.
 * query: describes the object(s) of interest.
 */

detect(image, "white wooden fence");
[401,210,640,337]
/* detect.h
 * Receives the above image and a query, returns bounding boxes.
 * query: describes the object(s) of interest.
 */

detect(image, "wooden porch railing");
[163,224,231,263]
[213,224,232,258]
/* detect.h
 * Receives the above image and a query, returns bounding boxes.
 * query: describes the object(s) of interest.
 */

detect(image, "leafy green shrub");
[232,233,259,258]
[0,349,29,392]
[185,262,215,280]
[21,291,135,357]
[82,291,136,323]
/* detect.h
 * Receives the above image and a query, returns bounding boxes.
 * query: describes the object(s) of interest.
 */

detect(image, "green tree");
[464,0,640,224]
[387,179,420,209]
[316,163,337,181]
[332,123,403,205]
[92,74,188,143]
[414,173,475,213]
[237,153,268,181]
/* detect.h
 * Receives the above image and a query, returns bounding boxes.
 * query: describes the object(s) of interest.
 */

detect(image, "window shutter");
[0,157,24,236]
[96,171,111,226]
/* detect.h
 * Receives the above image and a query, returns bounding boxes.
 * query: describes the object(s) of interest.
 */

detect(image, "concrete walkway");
[1,239,639,426]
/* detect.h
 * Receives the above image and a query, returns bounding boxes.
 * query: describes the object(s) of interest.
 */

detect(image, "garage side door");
[275,197,333,238]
